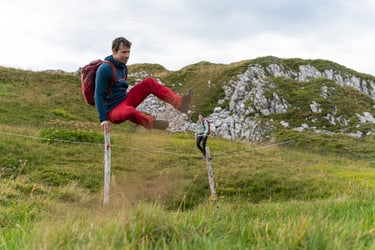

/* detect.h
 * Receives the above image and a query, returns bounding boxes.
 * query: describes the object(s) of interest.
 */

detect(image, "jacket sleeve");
[94,63,112,122]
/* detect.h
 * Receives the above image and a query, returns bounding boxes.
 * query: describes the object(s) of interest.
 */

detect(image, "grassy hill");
[128,57,375,122]
[2,60,375,249]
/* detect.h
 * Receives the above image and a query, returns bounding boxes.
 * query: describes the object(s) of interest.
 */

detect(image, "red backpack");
[204,119,211,135]
[80,59,117,106]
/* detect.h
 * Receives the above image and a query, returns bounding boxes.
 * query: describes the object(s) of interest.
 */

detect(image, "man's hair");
[112,37,132,52]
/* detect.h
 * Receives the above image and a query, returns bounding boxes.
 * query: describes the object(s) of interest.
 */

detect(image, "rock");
[135,61,375,142]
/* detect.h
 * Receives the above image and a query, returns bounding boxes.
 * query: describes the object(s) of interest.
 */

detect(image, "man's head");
[112,37,132,64]
[199,112,204,120]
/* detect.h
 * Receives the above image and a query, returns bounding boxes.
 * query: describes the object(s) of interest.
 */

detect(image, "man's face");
[113,44,130,64]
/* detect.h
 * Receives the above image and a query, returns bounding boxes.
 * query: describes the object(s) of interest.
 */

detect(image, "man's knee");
[143,77,157,85]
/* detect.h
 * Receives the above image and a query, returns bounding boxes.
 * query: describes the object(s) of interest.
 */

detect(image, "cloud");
[0,0,374,76]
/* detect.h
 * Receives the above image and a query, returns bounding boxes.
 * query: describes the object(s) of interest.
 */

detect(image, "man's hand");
[101,121,111,134]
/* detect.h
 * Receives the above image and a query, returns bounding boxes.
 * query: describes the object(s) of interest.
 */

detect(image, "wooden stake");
[205,147,217,200]
[103,132,111,205]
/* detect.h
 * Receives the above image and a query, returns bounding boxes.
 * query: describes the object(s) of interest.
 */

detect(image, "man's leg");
[125,77,180,109]
[196,136,205,155]
[126,77,191,112]
[109,77,176,129]
[108,77,191,129]
[201,136,208,156]
[108,101,153,128]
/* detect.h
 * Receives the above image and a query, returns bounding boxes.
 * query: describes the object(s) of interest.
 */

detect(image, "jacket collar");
[105,55,126,69]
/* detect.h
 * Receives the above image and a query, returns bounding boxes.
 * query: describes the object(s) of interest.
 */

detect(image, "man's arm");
[95,63,113,132]
[94,63,112,122]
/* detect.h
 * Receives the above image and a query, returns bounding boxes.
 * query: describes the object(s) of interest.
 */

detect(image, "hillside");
[2,56,375,140]
[2,58,375,248]
[126,57,375,142]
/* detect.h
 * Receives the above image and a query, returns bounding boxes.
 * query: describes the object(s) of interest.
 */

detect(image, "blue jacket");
[94,55,128,122]
[195,119,209,137]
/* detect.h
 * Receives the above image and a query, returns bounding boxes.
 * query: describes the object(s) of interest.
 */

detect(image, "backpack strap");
[103,60,128,83]
[103,60,117,85]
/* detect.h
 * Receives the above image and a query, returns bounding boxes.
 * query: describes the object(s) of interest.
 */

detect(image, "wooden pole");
[103,132,111,205]
[205,147,217,200]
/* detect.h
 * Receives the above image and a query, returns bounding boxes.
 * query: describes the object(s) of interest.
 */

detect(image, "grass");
[2,60,375,248]
[2,127,375,249]
[265,77,375,131]
[4,198,375,249]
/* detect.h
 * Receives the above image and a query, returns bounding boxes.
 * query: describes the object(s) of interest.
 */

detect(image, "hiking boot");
[179,88,192,113]
[152,120,169,130]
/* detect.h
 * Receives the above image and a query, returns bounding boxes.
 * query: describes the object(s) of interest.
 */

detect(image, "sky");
[1,0,375,75]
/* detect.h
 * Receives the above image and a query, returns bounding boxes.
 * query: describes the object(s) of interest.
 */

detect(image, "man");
[94,37,192,133]
[195,112,211,160]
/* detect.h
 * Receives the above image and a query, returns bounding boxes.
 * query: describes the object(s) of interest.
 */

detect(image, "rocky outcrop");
[134,62,375,142]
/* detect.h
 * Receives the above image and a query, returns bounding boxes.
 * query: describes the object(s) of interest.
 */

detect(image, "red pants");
[108,77,182,128]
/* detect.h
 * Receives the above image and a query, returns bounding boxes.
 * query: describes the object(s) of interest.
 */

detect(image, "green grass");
[266,77,375,130]
[2,127,375,249]
[2,61,375,249]
[4,198,375,249]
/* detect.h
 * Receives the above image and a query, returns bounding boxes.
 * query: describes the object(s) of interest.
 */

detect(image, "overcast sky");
[1,0,375,75]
